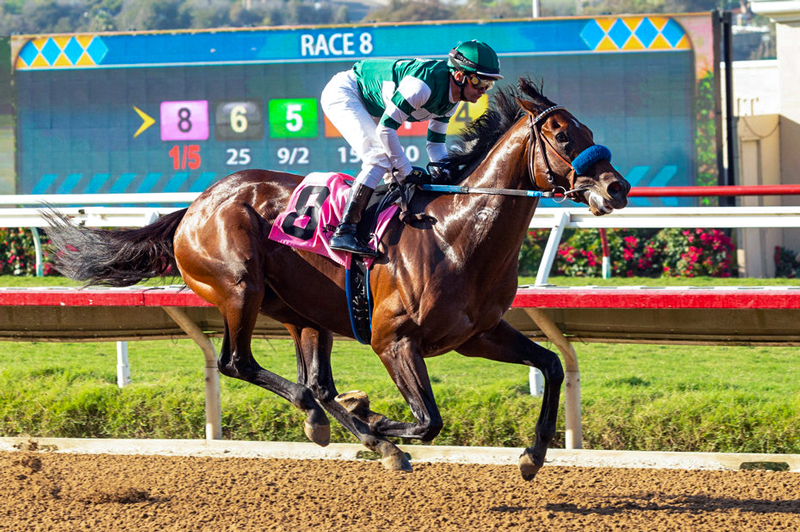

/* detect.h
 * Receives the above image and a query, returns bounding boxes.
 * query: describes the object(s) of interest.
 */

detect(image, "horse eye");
[555,132,568,143]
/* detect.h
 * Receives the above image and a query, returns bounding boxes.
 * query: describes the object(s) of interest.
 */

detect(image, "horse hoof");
[335,390,370,414]
[304,420,330,447]
[519,452,542,481]
[381,452,413,472]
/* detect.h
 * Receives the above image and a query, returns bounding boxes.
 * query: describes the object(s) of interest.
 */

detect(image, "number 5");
[286,104,303,133]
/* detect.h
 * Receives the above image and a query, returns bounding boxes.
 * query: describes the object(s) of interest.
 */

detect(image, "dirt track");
[2,450,799,531]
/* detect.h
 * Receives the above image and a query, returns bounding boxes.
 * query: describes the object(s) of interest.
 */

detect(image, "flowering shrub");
[0,228,56,276]
[774,246,800,278]
[650,228,734,277]
[519,227,737,278]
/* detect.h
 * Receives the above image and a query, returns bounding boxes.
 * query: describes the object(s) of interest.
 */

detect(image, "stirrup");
[329,227,379,258]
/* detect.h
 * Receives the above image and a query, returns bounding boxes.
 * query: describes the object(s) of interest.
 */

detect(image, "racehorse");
[46,78,630,481]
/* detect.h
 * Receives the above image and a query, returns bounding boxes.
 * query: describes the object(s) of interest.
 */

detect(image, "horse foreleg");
[456,320,564,482]
[290,324,411,471]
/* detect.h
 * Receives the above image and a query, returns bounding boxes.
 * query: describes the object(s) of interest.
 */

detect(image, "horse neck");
[465,119,532,192]
[463,120,539,227]
[437,121,539,266]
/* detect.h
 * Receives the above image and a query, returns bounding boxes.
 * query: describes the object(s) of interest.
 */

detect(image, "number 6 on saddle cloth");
[269,171,401,344]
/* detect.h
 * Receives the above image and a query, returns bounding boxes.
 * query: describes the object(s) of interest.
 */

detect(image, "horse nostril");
[607,181,622,197]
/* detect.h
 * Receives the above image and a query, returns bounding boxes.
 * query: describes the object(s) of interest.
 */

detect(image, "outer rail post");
[162,306,222,440]
[31,228,44,277]
[535,210,570,286]
[523,307,582,450]
[116,341,131,387]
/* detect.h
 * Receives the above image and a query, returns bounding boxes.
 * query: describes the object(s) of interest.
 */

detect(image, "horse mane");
[440,77,557,184]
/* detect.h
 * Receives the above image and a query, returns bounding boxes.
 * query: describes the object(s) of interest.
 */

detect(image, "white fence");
[3,194,800,281]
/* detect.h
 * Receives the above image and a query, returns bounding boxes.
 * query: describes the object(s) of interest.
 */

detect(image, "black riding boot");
[329,183,379,258]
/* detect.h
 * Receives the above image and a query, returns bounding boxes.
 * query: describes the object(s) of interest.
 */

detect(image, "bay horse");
[46,78,629,481]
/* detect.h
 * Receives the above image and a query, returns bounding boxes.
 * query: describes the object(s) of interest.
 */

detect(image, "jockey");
[321,40,503,257]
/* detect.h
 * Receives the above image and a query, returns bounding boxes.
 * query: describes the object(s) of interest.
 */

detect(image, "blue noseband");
[572,144,612,176]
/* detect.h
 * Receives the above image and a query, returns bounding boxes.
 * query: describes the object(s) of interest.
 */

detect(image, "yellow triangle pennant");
[595,17,616,33]
[75,52,96,67]
[674,35,691,50]
[52,54,72,67]
[622,35,646,51]
[31,37,48,51]
[30,54,49,68]
[52,36,71,49]
[649,34,673,50]
[596,35,619,52]
[623,17,644,32]
[649,17,669,31]
[76,35,95,48]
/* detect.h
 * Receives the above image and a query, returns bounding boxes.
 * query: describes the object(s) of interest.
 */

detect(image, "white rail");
[1,195,799,282]
[532,206,800,285]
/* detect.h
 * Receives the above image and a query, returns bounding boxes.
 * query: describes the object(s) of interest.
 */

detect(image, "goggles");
[465,73,495,91]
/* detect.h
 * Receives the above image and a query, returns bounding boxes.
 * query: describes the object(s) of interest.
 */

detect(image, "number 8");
[280,186,330,240]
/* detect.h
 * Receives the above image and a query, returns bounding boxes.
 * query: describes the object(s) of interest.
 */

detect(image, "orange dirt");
[2,450,799,531]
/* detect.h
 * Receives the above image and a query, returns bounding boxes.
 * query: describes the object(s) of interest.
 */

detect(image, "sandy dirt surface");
[2,449,799,531]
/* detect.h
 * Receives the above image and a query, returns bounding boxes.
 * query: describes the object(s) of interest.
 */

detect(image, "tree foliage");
[0,0,349,34]
[0,0,745,34]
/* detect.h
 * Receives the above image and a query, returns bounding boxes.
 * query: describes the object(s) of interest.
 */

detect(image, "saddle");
[268,172,431,345]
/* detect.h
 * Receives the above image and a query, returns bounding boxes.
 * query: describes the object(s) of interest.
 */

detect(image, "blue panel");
[13,17,707,207]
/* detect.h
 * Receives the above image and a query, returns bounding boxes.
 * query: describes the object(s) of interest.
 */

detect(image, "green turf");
[1,274,797,451]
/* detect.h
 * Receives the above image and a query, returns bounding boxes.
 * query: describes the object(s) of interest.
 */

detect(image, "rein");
[414,103,612,204]
[418,183,577,202]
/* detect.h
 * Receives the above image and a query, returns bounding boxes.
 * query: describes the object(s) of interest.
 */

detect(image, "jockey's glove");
[404,166,431,185]
[427,162,451,184]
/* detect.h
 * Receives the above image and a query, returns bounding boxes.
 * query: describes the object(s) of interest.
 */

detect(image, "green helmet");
[447,40,503,80]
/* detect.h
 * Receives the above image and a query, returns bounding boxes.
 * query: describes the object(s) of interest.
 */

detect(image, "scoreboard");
[11,15,717,206]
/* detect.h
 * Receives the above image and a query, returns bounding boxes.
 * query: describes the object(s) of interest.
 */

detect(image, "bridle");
[527,105,613,200]
[527,105,577,195]
[416,102,613,203]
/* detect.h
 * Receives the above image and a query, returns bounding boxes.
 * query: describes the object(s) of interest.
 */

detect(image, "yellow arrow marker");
[133,106,156,138]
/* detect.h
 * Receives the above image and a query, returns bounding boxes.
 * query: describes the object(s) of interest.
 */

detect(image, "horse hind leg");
[216,287,330,447]
[289,324,411,472]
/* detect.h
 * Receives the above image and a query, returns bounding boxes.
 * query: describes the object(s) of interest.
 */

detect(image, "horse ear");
[515,97,540,117]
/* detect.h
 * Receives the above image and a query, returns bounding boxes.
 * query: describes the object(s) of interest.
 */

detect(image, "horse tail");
[44,207,188,287]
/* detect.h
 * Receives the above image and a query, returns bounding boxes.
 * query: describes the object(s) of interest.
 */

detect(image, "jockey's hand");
[427,162,450,184]
[393,166,427,185]
[404,166,430,185]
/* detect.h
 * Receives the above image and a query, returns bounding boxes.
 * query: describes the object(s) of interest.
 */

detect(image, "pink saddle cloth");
[268,172,398,268]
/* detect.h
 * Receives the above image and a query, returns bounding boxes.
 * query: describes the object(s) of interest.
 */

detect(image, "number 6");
[230,105,248,133]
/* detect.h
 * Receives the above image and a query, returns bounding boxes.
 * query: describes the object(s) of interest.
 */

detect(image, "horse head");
[515,80,630,215]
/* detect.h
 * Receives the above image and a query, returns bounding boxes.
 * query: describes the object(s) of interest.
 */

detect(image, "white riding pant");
[320,70,393,189]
